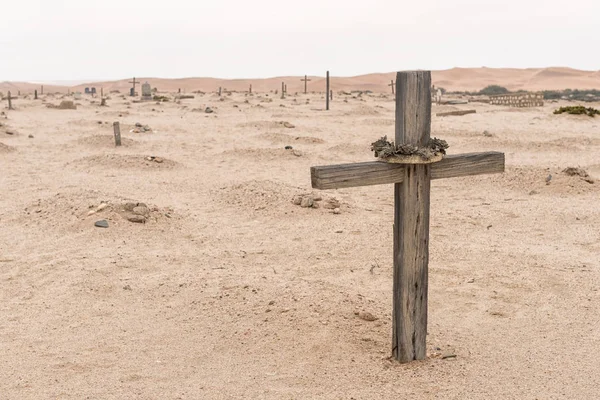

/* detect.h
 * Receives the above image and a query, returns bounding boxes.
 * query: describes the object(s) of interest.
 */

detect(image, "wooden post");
[301,75,311,94]
[41,85,44,95]
[281,82,285,99]
[389,80,395,94]
[284,84,287,94]
[18,91,20,96]
[113,122,122,146]
[34,90,38,100]
[178,88,181,93]
[249,84,252,94]
[218,87,222,96]
[326,71,330,110]
[392,71,431,362]
[7,91,13,110]
[330,90,333,101]
[101,87,104,98]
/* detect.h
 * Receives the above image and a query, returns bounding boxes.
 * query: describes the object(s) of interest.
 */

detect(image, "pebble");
[333,208,341,214]
[284,145,293,150]
[132,206,149,216]
[205,107,214,114]
[483,130,493,137]
[283,122,295,128]
[28,134,34,139]
[94,220,109,228]
[356,311,378,321]
[127,214,146,223]
[123,285,132,291]
[467,278,475,283]
[96,203,108,212]
[300,197,313,208]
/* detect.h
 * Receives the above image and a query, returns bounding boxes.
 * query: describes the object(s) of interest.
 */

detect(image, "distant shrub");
[479,85,509,95]
[553,106,600,117]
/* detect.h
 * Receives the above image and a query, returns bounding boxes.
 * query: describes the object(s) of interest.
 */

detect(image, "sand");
[3,67,600,95]
[1,88,599,399]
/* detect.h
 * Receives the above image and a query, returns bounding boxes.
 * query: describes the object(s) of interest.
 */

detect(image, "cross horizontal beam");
[311,151,505,190]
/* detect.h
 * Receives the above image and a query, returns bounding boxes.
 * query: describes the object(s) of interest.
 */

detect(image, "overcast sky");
[2,0,599,82]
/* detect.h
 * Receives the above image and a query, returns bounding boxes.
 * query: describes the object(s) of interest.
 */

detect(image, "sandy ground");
[1,90,599,399]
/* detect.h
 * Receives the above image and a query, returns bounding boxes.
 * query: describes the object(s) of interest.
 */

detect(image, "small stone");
[284,145,293,150]
[135,122,142,127]
[123,284,132,291]
[28,134,34,139]
[333,208,341,215]
[123,202,137,212]
[127,214,146,223]
[94,220,109,228]
[268,300,275,306]
[529,190,539,195]
[132,206,149,216]
[282,121,295,128]
[335,230,343,233]
[545,174,552,184]
[442,352,457,360]
[205,107,214,114]
[292,195,303,205]
[357,311,378,321]
[300,196,313,208]
[154,157,164,163]
[323,198,341,209]
[483,130,493,137]
[467,278,475,283]
[96,203,108,212]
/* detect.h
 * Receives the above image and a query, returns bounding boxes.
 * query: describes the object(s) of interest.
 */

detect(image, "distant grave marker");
[141,82,152,101]
[7,91,13,110]
[113,122,122,146]
[326,70,330,110]
[85,87,90,94]
[129,77,138,96]
[281,82,285,99]
[310,70,505,363]
[34,90,38,100]
[389,79,395,94]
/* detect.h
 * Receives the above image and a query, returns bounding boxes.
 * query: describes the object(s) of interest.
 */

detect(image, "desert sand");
[1,82,599,399]
[2,67,600,95]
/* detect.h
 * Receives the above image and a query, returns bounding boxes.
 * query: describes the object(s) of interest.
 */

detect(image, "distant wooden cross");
[388,79,395,94]
[281,82,285,99]
[129,77,138,96]
[218,86,222,96]
[301,75,311,94]
[310,70,505,363]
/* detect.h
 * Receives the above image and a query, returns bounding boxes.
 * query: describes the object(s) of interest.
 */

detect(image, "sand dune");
[3,67,600,95]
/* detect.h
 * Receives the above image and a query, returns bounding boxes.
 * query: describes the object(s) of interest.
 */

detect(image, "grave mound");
[67,154,178,170]
[75,135,137,148]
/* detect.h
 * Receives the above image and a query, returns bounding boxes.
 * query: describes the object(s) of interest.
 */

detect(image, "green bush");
[479,85,510,95]
[553,106,600,117]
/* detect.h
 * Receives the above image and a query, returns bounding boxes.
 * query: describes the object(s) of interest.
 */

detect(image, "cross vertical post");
[249,84,252,94]
[281,82,285,99]
[389,79,395,94]
[34,90,38,100]
[392,71,431,362]
[218,86,222,96]
[326,70,330,110]
[330,89,333,101]
[301,75,311,94]
[41,85,43,95]
[7,91,13,110]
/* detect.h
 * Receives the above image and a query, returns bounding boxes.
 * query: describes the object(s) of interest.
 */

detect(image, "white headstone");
[141,82,152,99]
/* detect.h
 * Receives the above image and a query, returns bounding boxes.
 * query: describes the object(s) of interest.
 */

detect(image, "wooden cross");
[281,82,285,99]
[34,90,38,100]
[310,71,505,363]
[218,86,222,96]
[388,79,395,94]
[301,75,311,94]
[129,77,138,96]
[326,70,330,110]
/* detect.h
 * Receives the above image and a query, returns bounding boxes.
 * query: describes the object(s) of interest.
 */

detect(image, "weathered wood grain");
[310,152,505,190]
[392,70,431,363]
